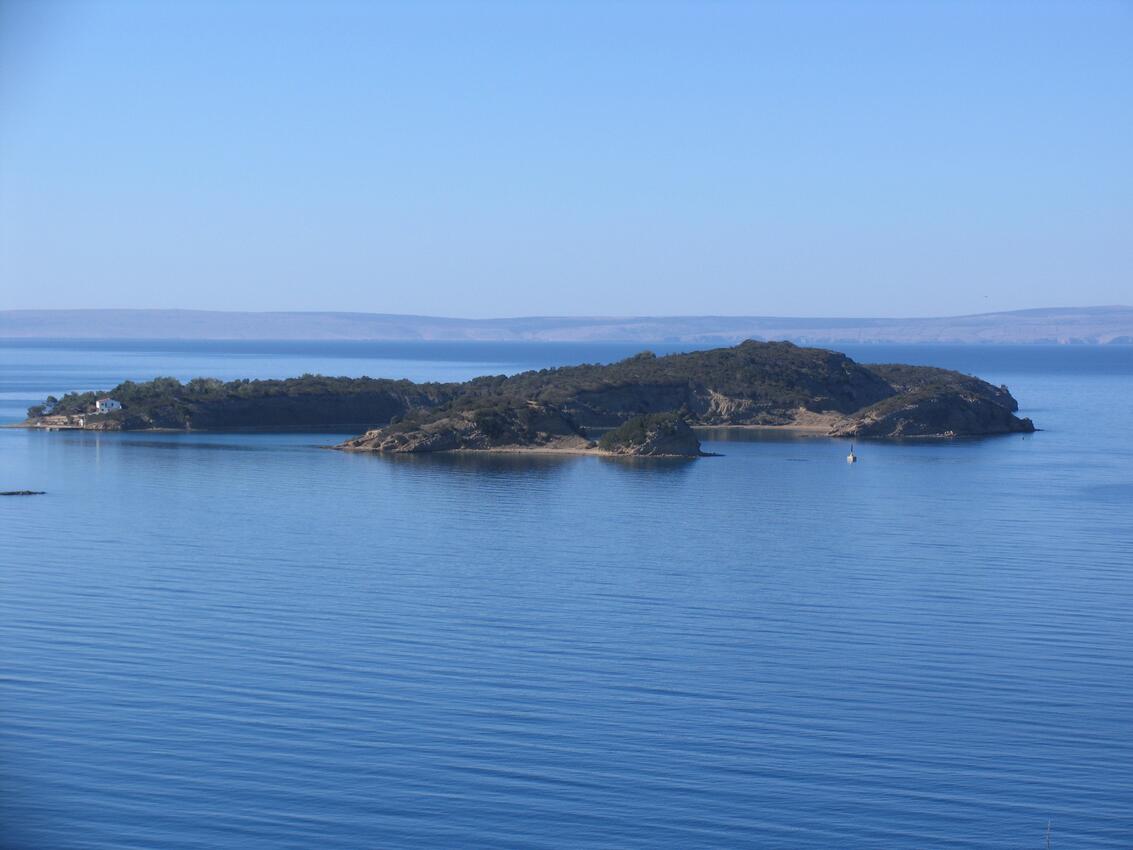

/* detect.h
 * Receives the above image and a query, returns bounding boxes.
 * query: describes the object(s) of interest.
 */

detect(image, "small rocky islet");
[23,341,1035,458]
[338,404,706,457]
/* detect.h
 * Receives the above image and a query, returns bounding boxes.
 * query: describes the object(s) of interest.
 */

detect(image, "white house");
[94,397,122,413]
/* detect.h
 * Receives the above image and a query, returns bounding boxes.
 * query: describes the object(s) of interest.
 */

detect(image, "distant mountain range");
[1,307,1130,344]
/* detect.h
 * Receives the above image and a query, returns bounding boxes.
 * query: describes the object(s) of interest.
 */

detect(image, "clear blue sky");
[1,0,1129,317]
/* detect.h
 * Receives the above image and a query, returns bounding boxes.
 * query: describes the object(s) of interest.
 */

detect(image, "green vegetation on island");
[339,397,595,454]
[597,412,703,457]
[25,341,1036,453]
[34,374,459,431]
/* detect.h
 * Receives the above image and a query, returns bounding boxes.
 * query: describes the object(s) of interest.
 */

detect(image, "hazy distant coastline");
[2,306,1130,345]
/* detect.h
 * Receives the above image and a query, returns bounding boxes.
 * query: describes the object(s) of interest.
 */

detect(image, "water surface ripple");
[2,343,1131,848]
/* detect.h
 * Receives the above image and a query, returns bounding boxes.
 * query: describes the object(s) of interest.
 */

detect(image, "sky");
[0,0,1130,318]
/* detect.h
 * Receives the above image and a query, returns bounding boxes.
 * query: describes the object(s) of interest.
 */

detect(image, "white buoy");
[847,444,857,463]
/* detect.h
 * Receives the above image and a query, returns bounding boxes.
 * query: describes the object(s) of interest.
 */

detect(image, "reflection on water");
[347,446,583,477]
[695,426,832,444]
[596,454,700,474]
[344,447,703,477]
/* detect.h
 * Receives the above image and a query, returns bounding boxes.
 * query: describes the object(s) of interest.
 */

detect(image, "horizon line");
[4,305,1130,322]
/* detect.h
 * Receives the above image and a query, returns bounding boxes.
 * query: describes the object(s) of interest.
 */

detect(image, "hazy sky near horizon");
[1,1,1130,318]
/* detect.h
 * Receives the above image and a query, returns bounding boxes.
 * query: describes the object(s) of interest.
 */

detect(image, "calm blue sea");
[2,340,1131,850]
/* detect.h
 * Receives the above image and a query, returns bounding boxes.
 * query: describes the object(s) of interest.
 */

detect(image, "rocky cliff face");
[825,363,1034,438]
[830,389,1036,438]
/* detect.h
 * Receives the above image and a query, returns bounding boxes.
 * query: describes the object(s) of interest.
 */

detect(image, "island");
[22,340,1036,457]
[339,398,598,455]
[339,403,707,457]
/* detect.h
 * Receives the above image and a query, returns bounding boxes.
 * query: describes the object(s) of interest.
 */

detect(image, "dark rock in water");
[2,490,46,496]
[598,412,703,457]
[339,398,593,453]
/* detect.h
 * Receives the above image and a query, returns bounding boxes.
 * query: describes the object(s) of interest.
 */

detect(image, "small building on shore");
[94,398,122,414]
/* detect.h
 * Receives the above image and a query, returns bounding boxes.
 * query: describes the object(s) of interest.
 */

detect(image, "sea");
[1,340,1131,850]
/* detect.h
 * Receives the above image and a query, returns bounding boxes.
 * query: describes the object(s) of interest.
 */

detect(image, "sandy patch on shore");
[694,409,841,434]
